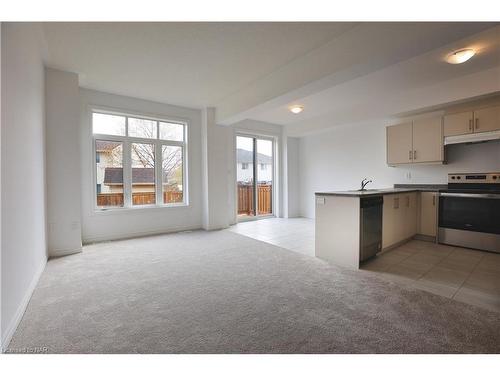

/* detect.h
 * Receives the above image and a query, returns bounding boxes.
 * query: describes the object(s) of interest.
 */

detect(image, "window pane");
[131,143,156,205]
[257,139,273,215]
[128,117,157,139]
[93,113,126,136]
[162,146,183,204]
[95,140,123,208]
[159,122,184,141]
[236,136,255,217]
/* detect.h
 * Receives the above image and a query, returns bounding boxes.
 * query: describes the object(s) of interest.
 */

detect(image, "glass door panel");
[256,139,273,215]
[236,136,255,217]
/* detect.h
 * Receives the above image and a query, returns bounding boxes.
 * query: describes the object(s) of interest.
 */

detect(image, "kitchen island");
[315,186,442,269]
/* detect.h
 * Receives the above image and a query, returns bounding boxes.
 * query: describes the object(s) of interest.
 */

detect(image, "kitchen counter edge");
[315,185,445,197]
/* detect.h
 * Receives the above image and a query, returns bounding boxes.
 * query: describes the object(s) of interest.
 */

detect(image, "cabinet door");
[382,195,397,249]
[474,105,500,133]
[419,192,437,237]
[394,194,407,243]
[387,123,413,165]
[443,111,473,136]
[412,117,443,163]
[404,193,418,238]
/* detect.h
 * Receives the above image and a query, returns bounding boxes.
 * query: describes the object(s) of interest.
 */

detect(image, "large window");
[93,111,187,210]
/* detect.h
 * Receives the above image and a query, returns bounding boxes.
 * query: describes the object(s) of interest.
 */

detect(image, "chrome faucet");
[360,178,372,191]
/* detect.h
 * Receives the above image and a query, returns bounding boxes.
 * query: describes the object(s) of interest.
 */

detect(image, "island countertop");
[315,184,445,197]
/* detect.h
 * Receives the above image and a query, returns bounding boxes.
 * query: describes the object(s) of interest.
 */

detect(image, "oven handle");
[440,192,500,199]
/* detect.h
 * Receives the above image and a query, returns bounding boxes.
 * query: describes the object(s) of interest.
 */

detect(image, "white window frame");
[91,108,189,212]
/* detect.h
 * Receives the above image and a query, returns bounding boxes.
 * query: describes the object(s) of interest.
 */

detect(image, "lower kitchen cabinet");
[382,192,417,250]
[403,192,418,239]
[382,194,398,249]
[418,192,438,237]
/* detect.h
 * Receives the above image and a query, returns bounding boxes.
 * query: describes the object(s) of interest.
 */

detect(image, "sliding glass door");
[236,135,274,220]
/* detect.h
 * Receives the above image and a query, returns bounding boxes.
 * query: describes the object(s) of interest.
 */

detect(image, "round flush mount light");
[289,105,304,114]
[446,48,475,64]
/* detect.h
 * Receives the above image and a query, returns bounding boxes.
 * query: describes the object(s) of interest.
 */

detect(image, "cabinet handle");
[432,195,436,206]
[409,150,412,160]
[475,118,479,130]
[469,119,473,131]
[413,150,417,160]
[406,196,410,207]
[394,198,399,209]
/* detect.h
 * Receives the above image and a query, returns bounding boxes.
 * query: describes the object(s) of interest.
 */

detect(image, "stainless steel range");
[438,172,500,253]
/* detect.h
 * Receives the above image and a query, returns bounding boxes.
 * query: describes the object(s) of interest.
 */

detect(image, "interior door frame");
[235,132,276,222]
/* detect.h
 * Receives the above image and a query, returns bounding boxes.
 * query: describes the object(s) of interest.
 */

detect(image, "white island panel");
[315,195,360,269]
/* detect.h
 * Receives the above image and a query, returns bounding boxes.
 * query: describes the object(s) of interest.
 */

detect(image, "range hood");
[444,130,500,145]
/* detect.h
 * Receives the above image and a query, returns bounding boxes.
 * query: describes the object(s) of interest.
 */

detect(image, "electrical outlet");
[405,172,412,180]
[316,197,325,205]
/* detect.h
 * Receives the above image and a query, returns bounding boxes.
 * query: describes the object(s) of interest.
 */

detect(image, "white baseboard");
[82,225,202,244]
[1,258,47,353]
[49,247,82,258]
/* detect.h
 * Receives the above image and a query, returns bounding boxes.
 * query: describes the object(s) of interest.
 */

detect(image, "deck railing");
[237,183,272,215]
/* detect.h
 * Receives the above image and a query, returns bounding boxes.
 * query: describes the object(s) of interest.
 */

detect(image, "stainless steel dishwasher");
[359,196,383,261]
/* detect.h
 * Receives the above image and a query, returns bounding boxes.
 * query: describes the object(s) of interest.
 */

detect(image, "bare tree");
[130,120,182,186]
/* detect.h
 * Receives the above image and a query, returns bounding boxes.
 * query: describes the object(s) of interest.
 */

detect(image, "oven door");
[438,193,500,252]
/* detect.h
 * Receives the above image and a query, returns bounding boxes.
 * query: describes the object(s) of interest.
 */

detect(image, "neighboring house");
[96,141,121,194]
[96,141,180,195]
[236,148,273,183]
[103,167,156,193]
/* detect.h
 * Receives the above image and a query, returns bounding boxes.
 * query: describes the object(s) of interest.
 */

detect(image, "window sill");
[92,203,189,216]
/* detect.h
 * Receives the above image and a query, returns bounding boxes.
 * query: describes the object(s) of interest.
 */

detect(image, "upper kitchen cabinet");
[474,105,500,133]
[443,111,473,136]
[412,117,443,163]
[386,122,412,165]
[386,117,443,166]
[443,105,500,136]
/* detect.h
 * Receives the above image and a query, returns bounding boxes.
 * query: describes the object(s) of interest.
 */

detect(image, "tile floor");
[228,217,500,313]
[228,217,315,256]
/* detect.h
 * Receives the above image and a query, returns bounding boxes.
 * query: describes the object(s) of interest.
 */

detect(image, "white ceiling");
[42,22,357,108]
[41,22,500,136]
[253,25,500,135]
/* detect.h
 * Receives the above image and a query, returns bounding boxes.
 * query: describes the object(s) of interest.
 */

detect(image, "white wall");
[299,120,500,218]
[45,68,82,256]
[201,108,232,230]
[80,89,202,243]
[286,137,300,218]
[1,23,48,349]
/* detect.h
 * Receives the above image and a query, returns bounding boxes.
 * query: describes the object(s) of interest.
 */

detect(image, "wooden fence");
[98,186,269,213]
[97,191,183,206]
[237,183,272,215]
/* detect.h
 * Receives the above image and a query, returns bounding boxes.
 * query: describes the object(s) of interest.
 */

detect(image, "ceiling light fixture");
[289,105,304,114]
[446,48,475,64]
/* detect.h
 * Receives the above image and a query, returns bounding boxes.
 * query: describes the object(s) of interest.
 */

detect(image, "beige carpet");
[7,230,500,353]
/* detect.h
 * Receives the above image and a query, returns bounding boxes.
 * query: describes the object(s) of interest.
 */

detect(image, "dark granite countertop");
[315,184,446,197]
